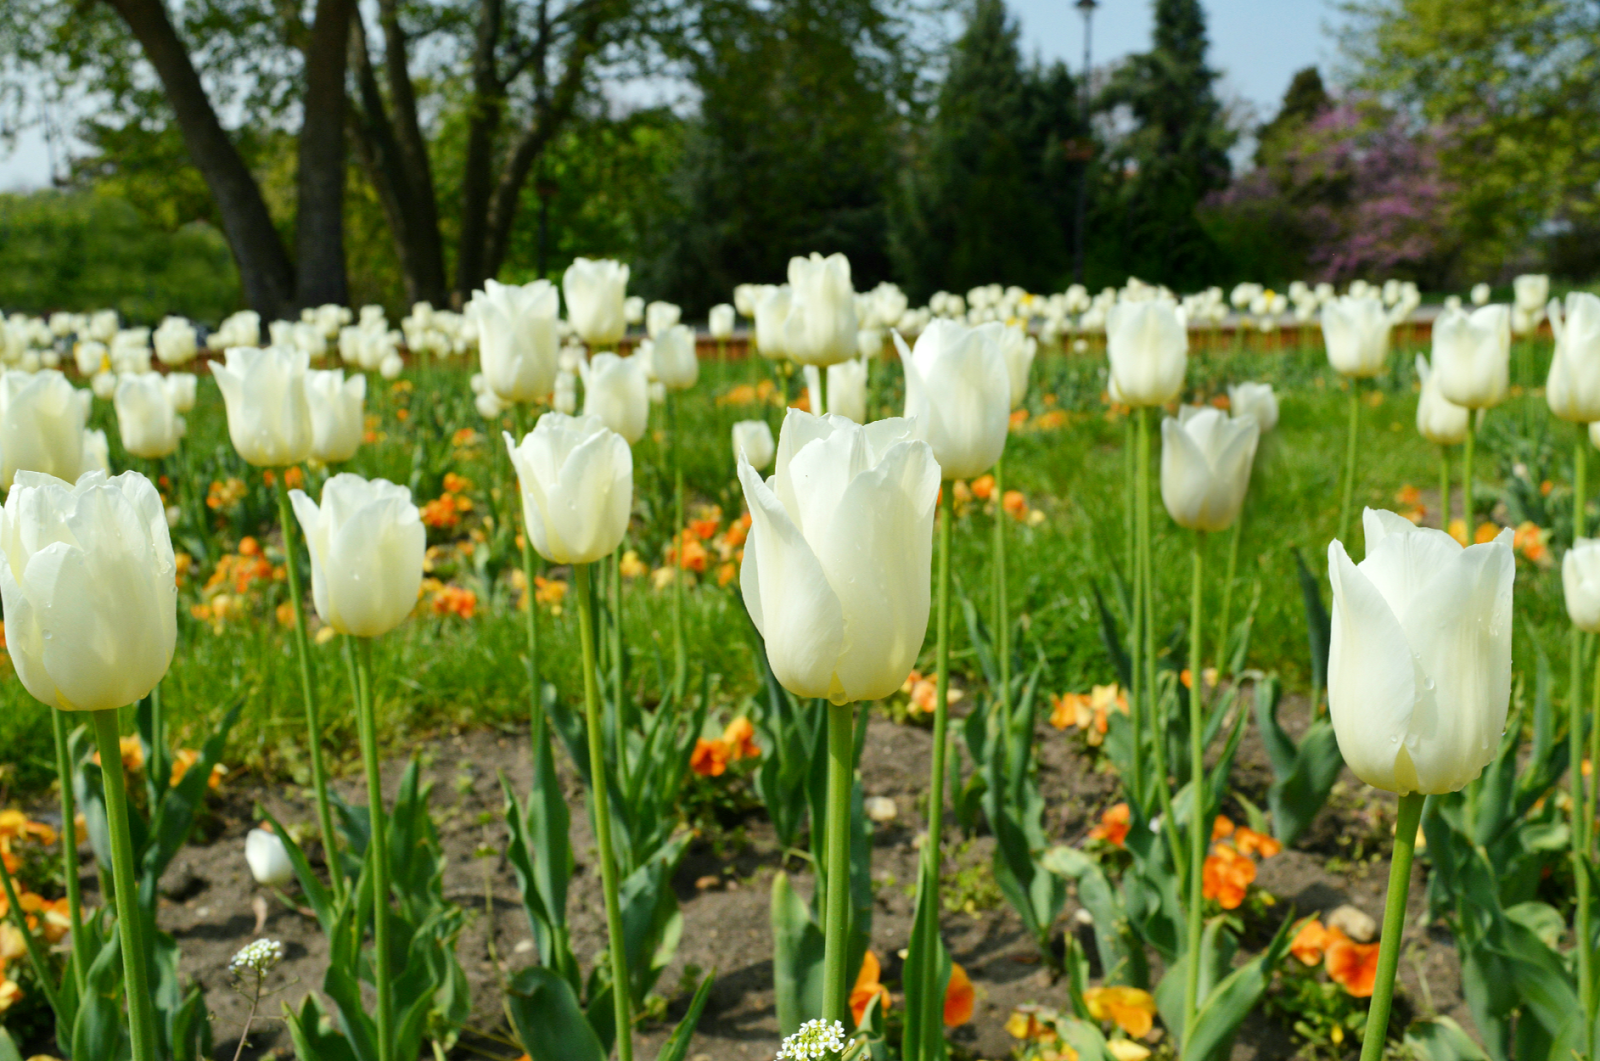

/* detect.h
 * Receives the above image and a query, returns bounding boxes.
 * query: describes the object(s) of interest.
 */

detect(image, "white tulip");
[754,286,792,360]
[1470,283,1491,306]
[895,320,1010,480]
[1159,406,1259,532]
[505,413,633,565]
[245,828,294,888]
[114,373,185,459]
[733,284,759,319]
[1328,509,1513,795]
[1227,382,1278,433]
[1432,304,1510,409]
[1512,274,1549,314]
[553,370,578,415]
[737,410,939,703]
[1564,537,1600,632]
[74,340,108,378]
[1415,354,1469,446]
[623,295,645,326]
[709,304,736,340]
[646,301,681,339]
[165,374,197,414]
[0,470,176,712]
[475,389,506,420]
[996,323,1036,408]
[153,317,198,366]
[579,352,649,445]
[856,328,884,362]
[1106,300,1187,407]
[732,419,775,470]
[1322,296,1391,378]
[563,258,629,347]
[212,346,313,467]
[305,369,366,464]
[803,358,869,425]
[379,353,403,380]
[0,370,92,487]
[92,371,117,401]
[783,254,858,367]
[81,430,108,476]
[289,475,425,638]
[1546,293,1600,423]
[648,325,698,390]
[467,279,559,404]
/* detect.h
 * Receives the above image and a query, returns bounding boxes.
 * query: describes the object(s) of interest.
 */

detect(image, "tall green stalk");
[1134,409,1153,809]
[1439,447,1451,536]
[1587,650,1600,1061]
[513,408,542,727]
[351,639,393,1061]
[1573,435,1595,1061]
[575,564,635,1061]
[820,700,854,1027]
[1339,380,1360,545]
[918,484,955,1020]
[1216,513,1242,673]
[274,474,344,903]
[1463,413,1476,535]
[1358,793,1426,1061]
[1182,531,1206,1043]
[50,709,87,995]
[668,392,686,699]
[994,456,1012,775]
[90,709,158,1061]
[611,548,627,728]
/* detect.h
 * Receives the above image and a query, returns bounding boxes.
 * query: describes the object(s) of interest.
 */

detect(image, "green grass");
[0,335,1580,797]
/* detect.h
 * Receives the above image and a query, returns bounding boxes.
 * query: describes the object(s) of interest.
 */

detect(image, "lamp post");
[1073,0,1098,285]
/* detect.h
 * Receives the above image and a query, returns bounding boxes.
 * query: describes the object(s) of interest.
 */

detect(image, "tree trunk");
[348,13,447,306]
[453,0,507,302]
[295,0,356,309]
[377,0,446,304]
[102,0,295,319]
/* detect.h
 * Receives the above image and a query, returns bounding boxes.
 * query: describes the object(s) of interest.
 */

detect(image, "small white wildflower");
[229,938,284,978]
[775,1018,847,1060]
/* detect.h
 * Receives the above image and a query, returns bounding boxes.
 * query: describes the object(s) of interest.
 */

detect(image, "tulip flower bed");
[0,272,1595,1061]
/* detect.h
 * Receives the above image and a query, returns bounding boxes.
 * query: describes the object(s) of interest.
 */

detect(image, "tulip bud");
[306,369,366,464]
[165,373,198,414]
[624,295,645,326]
[1545,293,1600,423]
[580,352,649,444]
[563,258,630,347]
[212,346,314,467]
[1470,283,1491,306]
[783,253,858,366]
[469,279,560,403]
[379,352,404,380]
[1415,354,1469,445]
[553,370,578,415]
[0,470,177,712]
[74,340,108,377]
[1226,382,1278,433]
[245,828,294,888]
[1512,273,1549,314]
[153,316,198,366]
[754,286,793,360]
[289,475,425,638]
[114,372,186,459]
[733,284,759,319]
[475,389,505,420]
[895,321,1011,480]
[648,324,699,390]
[646,301,681,339]
[1159,406,1259,532]
[1322,296,1391,378]
[1328,509,1513,795]
[1563,537,1600,633]
[1106,300,1187,406]
[82,430,109,475]
[856,328,885,362]
[0,370,92,487]
[1431,305,1510,409]
[732,419,775,470]
[737,410,939,703]
[996,323,1037,408]
[803,359,869,425]
[92,371,117,401]
[505,413,633,565]
[709,304,736,340]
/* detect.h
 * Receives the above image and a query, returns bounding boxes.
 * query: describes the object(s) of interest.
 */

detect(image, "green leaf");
[0,1028,22,1061]
[1403,1017,1491,1061]
[1181,912,1293,1061]
[283,995,361,1061]
[72,932,128,1061]
[770,871,824,1037]
[654,969,716,1061]
[1293,549,1330,700]
[901,852,950,1061]
[507,966,608,1061]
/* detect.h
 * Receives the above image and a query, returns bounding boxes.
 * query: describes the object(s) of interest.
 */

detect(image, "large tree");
[889,0,1082,300]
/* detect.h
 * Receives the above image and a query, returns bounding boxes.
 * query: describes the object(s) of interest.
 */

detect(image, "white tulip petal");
[1327,539,1417,792]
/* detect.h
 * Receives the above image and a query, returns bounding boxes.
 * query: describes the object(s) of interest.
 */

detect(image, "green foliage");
[0,191,239,323]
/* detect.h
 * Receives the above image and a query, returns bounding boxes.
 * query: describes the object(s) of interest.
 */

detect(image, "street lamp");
[1073,0,1097,286]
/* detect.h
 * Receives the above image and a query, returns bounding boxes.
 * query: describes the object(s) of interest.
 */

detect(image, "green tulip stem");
[1587,646,1600,1061]
[994,455,1012,776]
[0,823,64,1020]
[90,709,158,1061]
[669,391,686,700]
[1124,415,1136,586]
[273,474,344,904]
[1134,407,1155,809]
[1577,435,1595,1061]
[575,564,635,1061]
[1217,510,1243,675]
[1339,379,1360,545]
[351,637,394,1061]
[919,481,956,1025]
[820,699,854,1027]
[50,708,87,995]
[1463,412,1476,534]
[514,406,542,731]
[1359,792,1425,1061]
[1439,447,1451,535]
[612,545,627,727]
[1182,530,1206,1045]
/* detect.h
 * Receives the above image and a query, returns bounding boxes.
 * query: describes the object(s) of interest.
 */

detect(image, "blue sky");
[0,0,1347,189]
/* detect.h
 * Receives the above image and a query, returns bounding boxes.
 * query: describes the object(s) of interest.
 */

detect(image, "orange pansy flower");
[943,961,974,1027]
[1083,985,1157,1038]
[850,950,890,1025]
[1088,803,1131,848]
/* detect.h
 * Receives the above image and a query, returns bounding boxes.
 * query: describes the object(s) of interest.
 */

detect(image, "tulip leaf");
[1092,582,1134,692]
[654,968,716,1061]
[1293,549,1330,705]
[0,1029,20,1061]
[507,966,608,1061]
[1254,677,1344,845]
[770,871,825,1037]
[71,933,127,1061]
[1177,912,1292,1061]
[1403,1017,1491,1061]
[901,850,951,1061]
[1055,1017,1120,1061]
[1043,846,1148,988]
[256,804,336,935]
[284,995,361,1061]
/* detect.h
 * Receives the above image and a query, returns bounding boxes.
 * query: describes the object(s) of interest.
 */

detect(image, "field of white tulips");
[0,259,1595,1061]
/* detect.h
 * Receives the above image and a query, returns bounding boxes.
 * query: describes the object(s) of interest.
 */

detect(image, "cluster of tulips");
[0,248,1595,1061]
